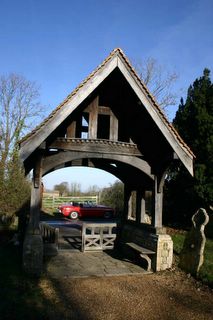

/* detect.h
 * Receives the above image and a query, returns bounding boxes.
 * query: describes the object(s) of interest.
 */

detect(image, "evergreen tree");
[100,181,124,217]
[165,69,213,226]
[0,151,30,225]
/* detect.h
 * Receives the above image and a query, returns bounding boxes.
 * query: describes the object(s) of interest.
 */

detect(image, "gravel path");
[39,221,213,319]
[38,268,213,320]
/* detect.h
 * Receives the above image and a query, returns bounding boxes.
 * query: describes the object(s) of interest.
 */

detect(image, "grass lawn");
[172,233,213,287]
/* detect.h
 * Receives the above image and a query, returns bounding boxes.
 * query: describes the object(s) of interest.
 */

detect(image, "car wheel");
[104,211,112,219]
[69,211,79,220]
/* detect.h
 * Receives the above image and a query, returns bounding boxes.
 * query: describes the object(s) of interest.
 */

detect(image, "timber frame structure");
[19,48,194,275]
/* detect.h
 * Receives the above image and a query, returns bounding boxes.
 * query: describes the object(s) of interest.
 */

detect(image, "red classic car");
[58,202,115,220]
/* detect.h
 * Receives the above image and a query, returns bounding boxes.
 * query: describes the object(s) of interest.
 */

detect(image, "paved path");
[44,250,149,278]
[42,218,149,278]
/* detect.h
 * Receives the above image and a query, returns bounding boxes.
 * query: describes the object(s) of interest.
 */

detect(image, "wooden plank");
[125,243,154,271]
[126,242,155,254]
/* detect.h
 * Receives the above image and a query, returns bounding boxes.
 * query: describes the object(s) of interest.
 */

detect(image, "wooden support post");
[123,185,131,222]
[128,192,133,220]
[136,190,141,224]
[88,96,99,139]
[152,176,163,228]
[29,184,42,232]
[28,155,43,234]
[110,112,118,141]
[124,187,139,222]
[66,121,76,138]
[140,192,146,223]
[23,154,44,275]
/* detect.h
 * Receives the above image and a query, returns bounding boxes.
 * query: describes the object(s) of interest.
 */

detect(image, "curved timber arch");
[42,149,154,181]
[19,48,194,275]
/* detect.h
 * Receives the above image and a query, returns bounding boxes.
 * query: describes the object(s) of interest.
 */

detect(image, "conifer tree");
[165,69,213,225]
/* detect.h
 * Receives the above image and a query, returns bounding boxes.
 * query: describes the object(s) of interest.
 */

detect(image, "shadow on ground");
[1,231,213,320]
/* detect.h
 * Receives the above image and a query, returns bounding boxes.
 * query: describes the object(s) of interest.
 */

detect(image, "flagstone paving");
[43,218,149,278]
[44,250,149,278]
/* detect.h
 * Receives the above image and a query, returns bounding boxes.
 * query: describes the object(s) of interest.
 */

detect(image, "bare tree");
[54,182,69,196]
[133,57,178,111]
[70,182,81,196]
[0,74,43,219]
[86,185,100,195]
[0,73,43,168]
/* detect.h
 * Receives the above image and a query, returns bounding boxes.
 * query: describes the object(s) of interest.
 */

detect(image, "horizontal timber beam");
[49,138,142,157]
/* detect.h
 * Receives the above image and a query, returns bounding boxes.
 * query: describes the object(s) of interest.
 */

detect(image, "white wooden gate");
[82,222,117,252]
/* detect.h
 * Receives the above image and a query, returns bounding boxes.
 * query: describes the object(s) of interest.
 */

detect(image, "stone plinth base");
[119,223,173,271]
[155,234,173,271]
[22,233,43,276]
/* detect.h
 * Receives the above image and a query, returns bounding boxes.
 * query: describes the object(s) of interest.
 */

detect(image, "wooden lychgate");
[19,48,194,274]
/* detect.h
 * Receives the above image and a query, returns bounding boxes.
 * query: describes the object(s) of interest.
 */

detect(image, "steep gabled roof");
[19,48,194,175]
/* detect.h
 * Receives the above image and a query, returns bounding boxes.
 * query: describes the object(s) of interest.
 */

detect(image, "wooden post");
[136,190,141,224]
[28,155,43,234]
[29,184,42,232]
[152,176,163,228]
[123,185,131,222]
[110,112,118,141]
[128,192,133,220]
[23,154,44,275]
[136,190,146,224]
[66,121,76,138]
[88,96,99,139]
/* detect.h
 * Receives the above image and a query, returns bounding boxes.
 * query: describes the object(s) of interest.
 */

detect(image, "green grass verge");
[172,233,213,287]
[198,239,213,286]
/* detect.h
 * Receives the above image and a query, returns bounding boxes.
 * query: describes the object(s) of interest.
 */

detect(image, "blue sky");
[1,0,212,191]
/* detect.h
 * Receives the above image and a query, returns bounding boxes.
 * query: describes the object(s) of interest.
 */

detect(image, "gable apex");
[19,48,194,176]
